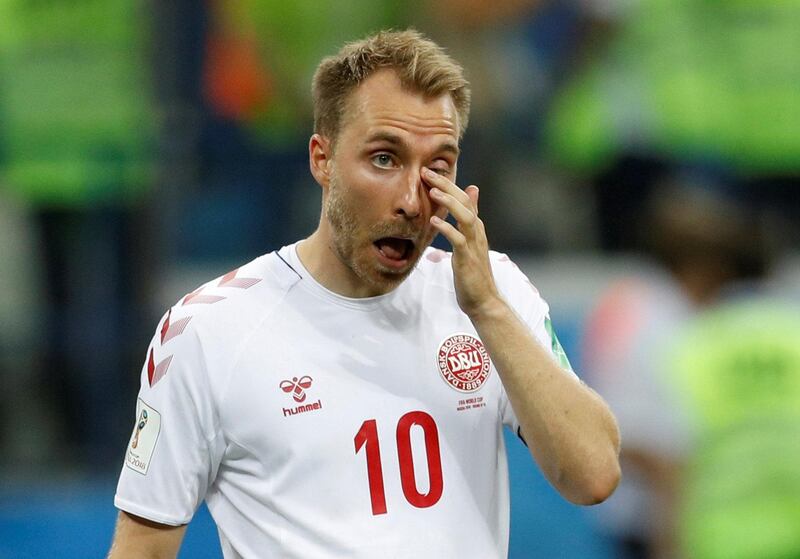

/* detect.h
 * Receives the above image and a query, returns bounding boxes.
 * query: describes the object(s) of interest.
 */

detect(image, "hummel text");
[283,399,323,417]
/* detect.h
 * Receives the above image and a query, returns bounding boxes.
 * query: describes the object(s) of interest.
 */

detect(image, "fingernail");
[430,187,441,196]
[431,216,443,224]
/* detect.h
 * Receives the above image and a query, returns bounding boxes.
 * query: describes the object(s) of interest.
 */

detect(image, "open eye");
[371,153,395,169]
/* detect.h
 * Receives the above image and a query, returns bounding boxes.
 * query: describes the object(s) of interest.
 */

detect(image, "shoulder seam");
[211,286,297,440]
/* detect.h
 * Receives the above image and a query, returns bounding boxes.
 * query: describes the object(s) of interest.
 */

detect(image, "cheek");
[330,168,372,210]
[344,167,387,203]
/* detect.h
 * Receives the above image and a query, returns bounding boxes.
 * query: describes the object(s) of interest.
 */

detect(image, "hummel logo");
[280,376,313,403]
[279,376,323,418]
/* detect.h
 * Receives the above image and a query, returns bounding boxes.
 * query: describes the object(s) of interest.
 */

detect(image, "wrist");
[465,295,509,325]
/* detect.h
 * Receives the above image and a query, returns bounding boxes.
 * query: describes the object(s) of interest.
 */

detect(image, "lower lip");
[373,244,411,270]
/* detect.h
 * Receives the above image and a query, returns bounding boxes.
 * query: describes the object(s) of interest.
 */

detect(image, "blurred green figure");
[0,0,154,205]
[0,0,155,467]
[672,299,800,559]
[545,0,800,174]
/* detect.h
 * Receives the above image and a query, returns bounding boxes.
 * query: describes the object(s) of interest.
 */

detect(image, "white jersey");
[115,243,570,558]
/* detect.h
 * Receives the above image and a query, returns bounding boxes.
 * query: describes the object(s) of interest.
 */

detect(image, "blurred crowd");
[0,1,798,558]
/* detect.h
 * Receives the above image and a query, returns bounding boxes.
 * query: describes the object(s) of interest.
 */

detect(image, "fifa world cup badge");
[125,399,161,475]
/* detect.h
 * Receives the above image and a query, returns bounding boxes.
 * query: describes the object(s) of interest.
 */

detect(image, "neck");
[296,228,391,299]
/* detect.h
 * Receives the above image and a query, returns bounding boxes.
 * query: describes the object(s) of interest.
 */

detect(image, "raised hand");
[423,167,502,319]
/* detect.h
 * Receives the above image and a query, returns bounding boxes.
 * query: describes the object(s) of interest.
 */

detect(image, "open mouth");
[373,237,415,264]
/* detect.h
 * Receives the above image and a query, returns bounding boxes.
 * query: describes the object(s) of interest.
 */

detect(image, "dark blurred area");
[0,0,798,557]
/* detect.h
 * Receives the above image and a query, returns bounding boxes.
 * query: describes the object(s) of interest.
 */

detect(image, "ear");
[309,134,333,188]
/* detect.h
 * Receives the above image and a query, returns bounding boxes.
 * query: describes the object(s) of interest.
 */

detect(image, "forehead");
[339,69,460,144]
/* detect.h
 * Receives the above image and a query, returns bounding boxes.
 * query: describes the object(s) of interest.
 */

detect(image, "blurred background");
[1,0,799,557]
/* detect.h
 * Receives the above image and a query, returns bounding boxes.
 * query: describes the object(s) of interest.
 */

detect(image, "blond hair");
[312,29,471,143]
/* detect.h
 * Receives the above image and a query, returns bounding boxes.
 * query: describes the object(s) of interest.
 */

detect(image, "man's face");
[320,69,460,296]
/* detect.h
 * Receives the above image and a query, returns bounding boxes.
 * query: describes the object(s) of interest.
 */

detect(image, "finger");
[465,185,479,214]
[429,187,477,227]
[430,215,467,249]
[422,167,471,206]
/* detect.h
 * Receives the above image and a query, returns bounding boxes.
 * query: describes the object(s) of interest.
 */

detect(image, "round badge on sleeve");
[437,333,491,392]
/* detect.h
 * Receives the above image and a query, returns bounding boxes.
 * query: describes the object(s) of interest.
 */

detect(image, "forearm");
[108,511,186,559]
[421,167,620,503]
[469,298,621,505]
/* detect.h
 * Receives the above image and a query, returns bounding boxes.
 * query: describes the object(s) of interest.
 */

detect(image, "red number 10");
[354,411,443,515]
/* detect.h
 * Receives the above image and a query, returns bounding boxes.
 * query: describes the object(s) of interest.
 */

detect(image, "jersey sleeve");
[488,253,577,433]
[114,306,225,526]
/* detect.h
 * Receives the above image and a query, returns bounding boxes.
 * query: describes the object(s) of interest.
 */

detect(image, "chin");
[363,258,417,295]
[365,267,407,294]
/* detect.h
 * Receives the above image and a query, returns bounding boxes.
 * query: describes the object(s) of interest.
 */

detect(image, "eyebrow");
[365,131,460,158]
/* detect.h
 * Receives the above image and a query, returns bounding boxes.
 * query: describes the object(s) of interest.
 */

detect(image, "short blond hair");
[312,29,471,143]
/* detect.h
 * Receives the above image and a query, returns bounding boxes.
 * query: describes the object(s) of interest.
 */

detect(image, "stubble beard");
[325,175,432,294]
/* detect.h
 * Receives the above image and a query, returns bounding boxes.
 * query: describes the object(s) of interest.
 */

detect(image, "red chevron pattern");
[147,348,174,387]
[218,268,261,289]
[164,316,192,344]
[159,309,172,342]
[146,269,258,388]
[182,287,226,305]
[160,309,192,344]
[426,249,448,263]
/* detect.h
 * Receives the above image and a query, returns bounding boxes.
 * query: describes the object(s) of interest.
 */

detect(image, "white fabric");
[581,269,693,538]
[115,244,564,558]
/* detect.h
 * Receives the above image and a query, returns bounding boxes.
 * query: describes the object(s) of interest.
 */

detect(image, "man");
[109,29,620,558]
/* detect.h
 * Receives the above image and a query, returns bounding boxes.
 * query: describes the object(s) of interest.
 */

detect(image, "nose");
[395,169,424,219]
